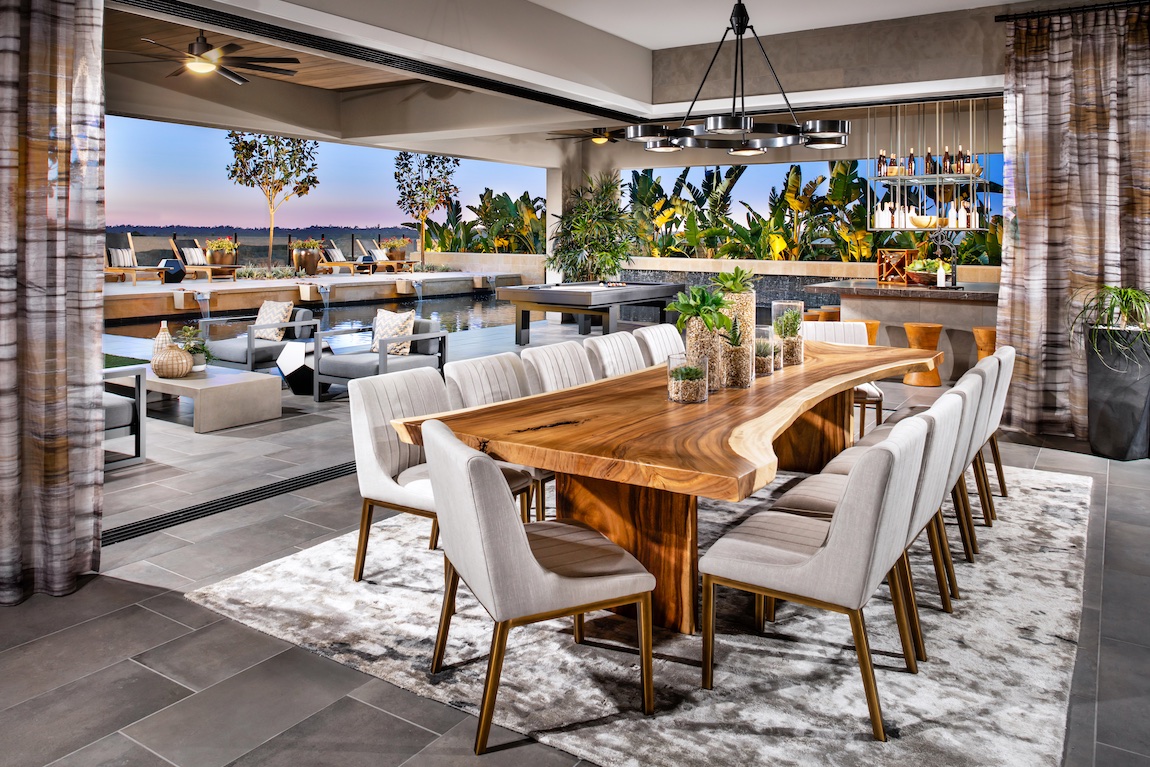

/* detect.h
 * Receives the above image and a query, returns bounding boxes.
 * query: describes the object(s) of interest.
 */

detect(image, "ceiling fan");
[138,31,300,85]
[546,128,623,145]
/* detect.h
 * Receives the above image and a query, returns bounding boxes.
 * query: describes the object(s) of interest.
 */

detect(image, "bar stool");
[903,322,943,387]
[973,326,997,360]
[855,319,881,346]
[803,310,822,322]
[818,306,841,322]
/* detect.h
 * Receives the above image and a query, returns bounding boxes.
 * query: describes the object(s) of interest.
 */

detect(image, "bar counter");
[806,279,1001,383]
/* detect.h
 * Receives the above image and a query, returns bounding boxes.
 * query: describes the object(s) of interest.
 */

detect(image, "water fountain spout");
[194,291,211,320]
[318,285,331,329]
[413,280,424,303]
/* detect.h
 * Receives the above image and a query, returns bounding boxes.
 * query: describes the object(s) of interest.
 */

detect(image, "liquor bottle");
[964,148,973,174]
[957,145,965,173]
[888,154,898,176]
[906,148,916,176]
[925,147,935,174]
[878,149,887,176]
[942,146,951,174]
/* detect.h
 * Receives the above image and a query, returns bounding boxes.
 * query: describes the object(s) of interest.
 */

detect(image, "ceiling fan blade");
[227,62,297,76]
[204,43,243,61]
[166,64,186,78]
[141,38,191,58]
[215,66,248,85]
[221,56,300,65]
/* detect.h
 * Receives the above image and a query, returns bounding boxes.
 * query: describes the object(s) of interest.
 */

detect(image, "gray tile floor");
[4,328,1148,767]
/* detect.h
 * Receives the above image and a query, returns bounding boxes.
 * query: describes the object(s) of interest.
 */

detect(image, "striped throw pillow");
[370,309,415,355]
[182,248,207,266]
[252,300,294,342]
[109,248,134,267]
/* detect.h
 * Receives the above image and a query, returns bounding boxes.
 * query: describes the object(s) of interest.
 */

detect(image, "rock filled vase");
[685,317,724,392]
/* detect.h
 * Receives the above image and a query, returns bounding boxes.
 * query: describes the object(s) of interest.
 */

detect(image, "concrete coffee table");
[113,365,281,433]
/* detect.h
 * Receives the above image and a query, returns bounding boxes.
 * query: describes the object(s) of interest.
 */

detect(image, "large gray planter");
[1087,327,1150,460]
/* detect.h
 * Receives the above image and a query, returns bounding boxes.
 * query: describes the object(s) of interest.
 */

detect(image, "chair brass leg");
[876,401,884,426]
[925,517,953,613]
[573,613,584,644]
[949,486,974,562]
[428,517,440,550]
[637,592,654,715]
[973,453,996,526]
[858,403,867,439]
[474,620,511,755]
[765,596,776,623]
[958,476,981,555]
[431,558,460,674]
[934,512,961,600]
[990,433,1008,497]
[848,609,887,742]
[702,574,716,690]
[535,478,546,521]
[353,499,374,582]
[754,594,764,633]
[899,554,927,662]
[886,566,917,674]
[519,491,529,524]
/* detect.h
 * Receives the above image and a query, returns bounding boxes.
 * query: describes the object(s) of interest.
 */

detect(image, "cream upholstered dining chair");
[699,416,927,742]
[347,368,533,582]
[521,341,596,394]
[443,352,553,521]
[583,332,648,379]
[983,346,1017,499]
[633,323,686,366]
[801,321,884,437]
[421,419,656,754]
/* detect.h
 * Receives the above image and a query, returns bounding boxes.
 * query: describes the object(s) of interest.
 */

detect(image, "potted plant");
[712,267,757,380]
[290,237,323,275]
[204,236,239,266]
[667,286,730,392]
[548,172,638,283]
[174,324,215,373]
[773,304,804,366]
[1071,285,1150,460]
[379,236,412,262]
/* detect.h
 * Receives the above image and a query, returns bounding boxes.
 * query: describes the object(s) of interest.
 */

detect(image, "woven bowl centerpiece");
[152,344,193,378]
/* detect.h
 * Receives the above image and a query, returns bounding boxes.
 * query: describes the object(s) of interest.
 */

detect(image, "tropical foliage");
[547,172,638,282]
[413,191,547,255]
[394,152,461,265]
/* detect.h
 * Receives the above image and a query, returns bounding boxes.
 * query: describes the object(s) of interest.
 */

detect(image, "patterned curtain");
[1000,7,1150,436]
[0,0,105,605]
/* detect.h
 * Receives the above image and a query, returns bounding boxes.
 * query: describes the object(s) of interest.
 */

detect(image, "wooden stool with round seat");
[858,320,881,346]
[973,326,997,360]
[903,323,943,387]
[803,310,822,322]
[817,306,841,322]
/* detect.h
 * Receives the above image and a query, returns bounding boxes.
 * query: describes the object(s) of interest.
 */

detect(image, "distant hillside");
[107,224,418,240]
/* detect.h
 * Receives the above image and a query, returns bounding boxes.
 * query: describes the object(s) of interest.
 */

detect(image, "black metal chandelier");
[624,2,850,155]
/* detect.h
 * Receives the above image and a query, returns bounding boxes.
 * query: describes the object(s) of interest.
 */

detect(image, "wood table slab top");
[394,340,941,502]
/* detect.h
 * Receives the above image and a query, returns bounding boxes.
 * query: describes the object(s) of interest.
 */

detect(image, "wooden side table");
[903,323,943,387]
[973,326,997,360]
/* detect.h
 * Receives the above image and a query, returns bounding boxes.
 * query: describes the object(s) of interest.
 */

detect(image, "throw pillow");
[109,248,134,267]
[369,249,388,262]
[371,309,415,355]
[325,247,344,262]
[182,248,207,266]
[253,300,294,342]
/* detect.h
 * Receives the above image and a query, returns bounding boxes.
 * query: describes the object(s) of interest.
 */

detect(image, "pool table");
[497,281,686,345]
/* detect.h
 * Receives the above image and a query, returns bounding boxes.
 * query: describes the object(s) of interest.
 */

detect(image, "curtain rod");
[995,0,1147,22]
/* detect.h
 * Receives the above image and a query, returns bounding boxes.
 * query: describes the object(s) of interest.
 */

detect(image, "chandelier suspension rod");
[748,26,800,126]
[678,27,732,128]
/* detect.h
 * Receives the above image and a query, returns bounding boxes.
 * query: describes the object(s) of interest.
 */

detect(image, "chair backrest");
[444,352,530,410]
[348,368,449,495]
[286,307,314,340]
[583,333,647,379]
[105,232,138,267]
[800,321,869,346]
[819,416,927,610]
[904,391,964,545]
[986,345,1016,442]
[423,419,544,622]
[633,324,686,366]
[944,373,985,489]
[964,356,1000,464]
[521,341,596,394]
[170,237,207,266]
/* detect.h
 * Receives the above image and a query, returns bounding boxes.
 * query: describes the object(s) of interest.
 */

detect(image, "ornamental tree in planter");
[394,152,460,267]
[1071,285,1150,460]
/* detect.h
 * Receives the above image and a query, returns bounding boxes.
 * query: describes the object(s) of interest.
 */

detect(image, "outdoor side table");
[277,340,317,396]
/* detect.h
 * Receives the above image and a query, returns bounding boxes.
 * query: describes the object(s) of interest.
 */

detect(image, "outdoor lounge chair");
[318,242,362,275]
[352,239,402,273]
[170,236,240,282]
[373,238,420,272]
[103,364,147,470]
[202,308,320,372]
[313,317,447,401]
[105,232,167,285]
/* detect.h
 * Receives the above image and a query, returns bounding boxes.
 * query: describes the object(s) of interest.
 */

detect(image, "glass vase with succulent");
[773,304,804,366]
[667,286,730,392]
[754,326,777,376]
[174,324,214,372]
[723,318,753,388]
[666,353,708,404]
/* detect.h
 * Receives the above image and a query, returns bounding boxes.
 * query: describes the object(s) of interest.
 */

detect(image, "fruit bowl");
[906,270,937,286]
[909,215,940,229]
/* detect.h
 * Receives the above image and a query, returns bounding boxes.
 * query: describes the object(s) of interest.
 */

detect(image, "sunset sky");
[105,115,1001,228]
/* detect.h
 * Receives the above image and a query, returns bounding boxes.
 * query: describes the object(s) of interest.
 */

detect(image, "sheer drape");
[1000,7,1150,436]
[0,0,105,604]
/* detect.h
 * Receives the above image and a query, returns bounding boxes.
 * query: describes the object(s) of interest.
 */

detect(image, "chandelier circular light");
[623,2,850,155]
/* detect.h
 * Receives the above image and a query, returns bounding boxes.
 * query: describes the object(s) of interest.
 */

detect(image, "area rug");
[186,466,1091,767]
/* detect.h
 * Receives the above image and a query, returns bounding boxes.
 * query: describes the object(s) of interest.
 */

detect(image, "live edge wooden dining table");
[393,340,941,635]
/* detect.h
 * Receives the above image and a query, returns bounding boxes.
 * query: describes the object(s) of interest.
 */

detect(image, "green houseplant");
[667,286,730,392]
[548,172,638,282]
[174,324,214,372]
[773,306,804,366]
[1071,285,1150,460]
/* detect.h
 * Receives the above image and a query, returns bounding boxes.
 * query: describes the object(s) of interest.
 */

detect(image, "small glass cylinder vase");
[723,343,753,388]
[771,300,805,367]
[667,353,708,404]
[754,326,776,377]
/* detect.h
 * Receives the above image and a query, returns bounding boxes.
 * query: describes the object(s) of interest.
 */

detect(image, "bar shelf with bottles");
[865,100,992,233]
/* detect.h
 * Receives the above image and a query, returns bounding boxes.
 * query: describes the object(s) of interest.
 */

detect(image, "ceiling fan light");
[805,135,848,150]
[625,124,666,143]
[590,135,610,145]
[186,60,218,74]
[705,114,754,135]
[644,139,682,153]
[802,119,851,138]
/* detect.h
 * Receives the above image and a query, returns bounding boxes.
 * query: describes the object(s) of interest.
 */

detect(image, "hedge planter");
[1087,328,1150,460]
